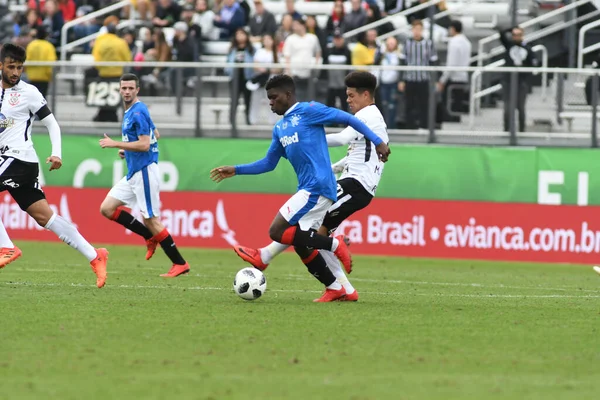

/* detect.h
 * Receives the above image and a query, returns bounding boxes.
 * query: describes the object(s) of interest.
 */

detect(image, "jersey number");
[86,81,120,107]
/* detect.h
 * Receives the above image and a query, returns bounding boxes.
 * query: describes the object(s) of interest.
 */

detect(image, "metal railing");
[21,60,600,146]
[470,44,549,124]
[577,18,600,69]
[377,0,476,43]
[59,0,133,62]
[475,0,594,67]
[343,0,444,40]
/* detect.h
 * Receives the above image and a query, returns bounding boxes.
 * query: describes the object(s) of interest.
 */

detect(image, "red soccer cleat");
[233,246,269,271]
[145,238,158,260]
[313,286,347,302]
[333,235,353,274]
[160,262,190,277]
[341,290,359,302]
[0,246,22,269]
[90,248,109,288]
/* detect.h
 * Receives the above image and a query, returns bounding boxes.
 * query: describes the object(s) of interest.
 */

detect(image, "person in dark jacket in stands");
[325,29,352,113]
[249,0,277,42]
[343,0,367,39]
[498,26,539,132]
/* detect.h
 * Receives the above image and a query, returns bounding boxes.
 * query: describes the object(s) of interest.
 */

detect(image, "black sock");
[159,234,186,265]
[303,251,336,286]
[114,210,153,240]
[281,227,334,250]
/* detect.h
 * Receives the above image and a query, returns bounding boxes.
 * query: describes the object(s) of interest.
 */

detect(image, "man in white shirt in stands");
[282,17,321,101]
[437,20,472,122]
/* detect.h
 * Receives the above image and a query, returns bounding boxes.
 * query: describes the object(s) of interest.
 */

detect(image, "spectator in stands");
[213,0,247,40]
[248,34,280,125]
[343,0,367,38]
[325,0,345,39]
[375,36,401,128]
[408,0,451,29]
[73,7,101,53]
[351,29,377,68]
[180,3,203,53]
[20,9,41,38]
[285,0,303,21]
[125,0,153,21]
[498,26,539,132]
[43,0,64,47]
[170,21,199,94]
[585,59,600,106]
[25,27,56,97]
[324,29,351,113]
[399,19,438,129]
[90,22,131,121]
[153,0,182,27]
[56,0,76,21]
[275,14,293,51]
[249,0,277,43]
[366,3,394,36]
[437,20,471,122]
[193,0,220,41]
[225,28,255,125]
[121,28,143,60]
[383,0,407,16]
[306,15,327,57]
[283,17,322,101]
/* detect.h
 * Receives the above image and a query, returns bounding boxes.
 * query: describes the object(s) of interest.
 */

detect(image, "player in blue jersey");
[98,73,190,278]
[210,74,390,302]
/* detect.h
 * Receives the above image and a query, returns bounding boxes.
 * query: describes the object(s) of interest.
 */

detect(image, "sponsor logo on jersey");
[0,113,15,134]
[280,132,299,147]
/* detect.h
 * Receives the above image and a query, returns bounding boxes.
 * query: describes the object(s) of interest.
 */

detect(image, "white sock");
[260,241,290,264]
[327,280,342,290]
[320,250,355,294]
[0,219,14,248]
[331,237,339,252]
[45,214,97,262]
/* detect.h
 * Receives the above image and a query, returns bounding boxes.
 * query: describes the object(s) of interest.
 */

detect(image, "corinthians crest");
[8,93,20,106]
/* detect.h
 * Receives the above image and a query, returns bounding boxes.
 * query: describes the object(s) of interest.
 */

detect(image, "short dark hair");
[449,20,462,33]
[265,74,295,93]
[411,19,423,28]
[0,43,26,63]
[120,73,140,88]
[345,71,377,96]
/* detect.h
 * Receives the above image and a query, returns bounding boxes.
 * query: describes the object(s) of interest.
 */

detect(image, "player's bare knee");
[268,225,283,242]
[99,202,116,220]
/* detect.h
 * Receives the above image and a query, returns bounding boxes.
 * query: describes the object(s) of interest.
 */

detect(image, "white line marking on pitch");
[2,281,599,299]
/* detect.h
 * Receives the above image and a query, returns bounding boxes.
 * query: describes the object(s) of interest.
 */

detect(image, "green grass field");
[1,241,599,400]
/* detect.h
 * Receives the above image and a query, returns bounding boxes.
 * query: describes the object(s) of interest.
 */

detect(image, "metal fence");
[23,60,600,146]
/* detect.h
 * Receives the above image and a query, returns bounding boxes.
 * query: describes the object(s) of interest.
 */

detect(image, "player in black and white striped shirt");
[398,19,438,129]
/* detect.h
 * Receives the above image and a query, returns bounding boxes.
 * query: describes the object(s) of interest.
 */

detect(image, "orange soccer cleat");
[90,248,109,288]
[145,238,158,260]
[313,287,347,303]
[233,246,269,271]
[160,262,190,277]
[0,246,22,269]
[341,290,359,302]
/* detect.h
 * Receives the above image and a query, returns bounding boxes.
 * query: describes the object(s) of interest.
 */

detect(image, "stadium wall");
[8,136,600,264]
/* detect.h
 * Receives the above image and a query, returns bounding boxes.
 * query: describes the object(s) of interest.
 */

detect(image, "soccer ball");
[233,267,267,300]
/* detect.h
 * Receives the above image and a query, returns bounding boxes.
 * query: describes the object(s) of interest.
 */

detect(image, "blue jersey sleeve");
[234,132,284,175]
[304,102,383,146]
[132,110,151,137]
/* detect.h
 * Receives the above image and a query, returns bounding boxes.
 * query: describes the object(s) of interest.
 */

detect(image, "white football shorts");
[279,189,332,231]
[108,163,161,219]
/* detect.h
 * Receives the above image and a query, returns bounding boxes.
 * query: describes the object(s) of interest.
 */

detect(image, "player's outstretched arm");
[326,127,357,147]
[99,134,151,152]
[230,135,284,176]
[306,103,391,162]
